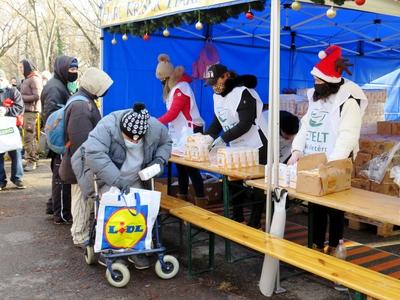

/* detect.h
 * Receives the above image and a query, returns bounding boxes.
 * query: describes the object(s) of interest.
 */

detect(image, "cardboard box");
[296,153,353,196]
[377,121,392,135]
[354,152,372,167]
[351,178,371,190]
[370,182,399,197]
[392,122,400,136]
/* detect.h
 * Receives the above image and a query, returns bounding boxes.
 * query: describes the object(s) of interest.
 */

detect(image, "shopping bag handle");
[118,192,141,216]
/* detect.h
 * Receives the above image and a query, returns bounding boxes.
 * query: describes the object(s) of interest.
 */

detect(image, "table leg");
[167,161,172,196]
[308,202,314,248]
[222,175,233,262]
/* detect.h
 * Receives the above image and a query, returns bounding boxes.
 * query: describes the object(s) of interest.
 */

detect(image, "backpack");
[44,95,88,154]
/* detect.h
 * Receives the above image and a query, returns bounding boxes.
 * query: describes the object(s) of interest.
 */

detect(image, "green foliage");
[107,1,266,37]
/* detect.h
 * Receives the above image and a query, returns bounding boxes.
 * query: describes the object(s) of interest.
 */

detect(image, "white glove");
[203,134,214,145]
[287,150,303,165]
[0,106,7,117]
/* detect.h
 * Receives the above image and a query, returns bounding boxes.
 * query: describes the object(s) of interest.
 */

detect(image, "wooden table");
[246,178,400,246]
[168,155,265,261]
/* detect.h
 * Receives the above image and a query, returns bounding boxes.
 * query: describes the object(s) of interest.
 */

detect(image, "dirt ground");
[0,160,399,300]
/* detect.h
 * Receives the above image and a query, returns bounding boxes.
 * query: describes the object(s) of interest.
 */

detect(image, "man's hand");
[287,150,303,165]
[116,179,131,195]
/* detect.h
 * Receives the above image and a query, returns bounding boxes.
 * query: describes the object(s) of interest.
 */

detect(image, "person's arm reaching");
[158,89,188,125]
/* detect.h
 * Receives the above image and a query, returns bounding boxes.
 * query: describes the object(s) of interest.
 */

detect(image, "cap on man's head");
[70,58,78,69]
[0,69,6,80]
[205,64,228,86]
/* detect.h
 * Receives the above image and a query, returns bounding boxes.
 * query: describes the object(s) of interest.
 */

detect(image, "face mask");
[212,82,225,94]
[12,83,17,87]
[124,138,143,149]
[67,72,78,82]
[67,81,78,94]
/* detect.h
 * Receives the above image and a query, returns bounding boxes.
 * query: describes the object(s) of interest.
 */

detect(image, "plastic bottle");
[335,239,347,260]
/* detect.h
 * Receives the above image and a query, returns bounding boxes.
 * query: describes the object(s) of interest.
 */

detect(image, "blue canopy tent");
[101,0,400,124]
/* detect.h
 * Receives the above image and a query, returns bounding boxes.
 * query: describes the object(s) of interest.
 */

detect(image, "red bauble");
[143,33,150,41]
[355,0,366,5]
[245,11,254,20]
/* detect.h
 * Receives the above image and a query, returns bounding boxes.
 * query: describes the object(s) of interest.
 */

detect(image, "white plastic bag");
[0,116,22,153]
[94,187,161,253]
[359,142,400,183]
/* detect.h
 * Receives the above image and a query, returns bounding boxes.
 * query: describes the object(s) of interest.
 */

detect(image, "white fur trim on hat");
[310,67,341,83]
[156,53,174,80]
[318,50,327,59]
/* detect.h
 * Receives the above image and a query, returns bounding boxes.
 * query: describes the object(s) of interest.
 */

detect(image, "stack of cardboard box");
[352,129,400,196]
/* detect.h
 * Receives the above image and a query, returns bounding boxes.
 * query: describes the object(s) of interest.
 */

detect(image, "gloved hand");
[210,136,225,150]
[203,134,214,145]
[0,107,6,117]
[287,150,303,165]
[116,178,131,195]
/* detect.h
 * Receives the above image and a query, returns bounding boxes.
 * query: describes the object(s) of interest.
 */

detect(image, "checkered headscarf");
[120,103,150,140]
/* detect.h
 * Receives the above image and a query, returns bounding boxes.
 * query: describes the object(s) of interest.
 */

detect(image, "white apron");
[304,79,368,157]
[166,81,204,147]
[213,86,264,149]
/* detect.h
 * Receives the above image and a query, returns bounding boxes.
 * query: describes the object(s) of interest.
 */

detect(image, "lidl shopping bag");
[94,187,161,253]
[0,116,23,153]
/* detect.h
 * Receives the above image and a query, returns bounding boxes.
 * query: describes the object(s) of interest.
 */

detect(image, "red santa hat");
[311,45,343,83]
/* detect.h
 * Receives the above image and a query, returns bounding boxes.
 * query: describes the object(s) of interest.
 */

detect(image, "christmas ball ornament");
[245,11,254,20]
[291,1,301,11]
[163,28,170,37]
[122,33,128,41]
[143,33,150,41]
[326,7,336,19]
[355,0,366,5]
[111,38,117,45]
[195,21,203,30]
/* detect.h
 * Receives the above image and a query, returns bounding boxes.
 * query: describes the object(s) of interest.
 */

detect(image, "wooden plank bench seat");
[164,201,400,300]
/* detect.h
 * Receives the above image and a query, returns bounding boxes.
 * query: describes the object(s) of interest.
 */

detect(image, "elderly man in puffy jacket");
[59,67,113,248]
[72,103,172,268]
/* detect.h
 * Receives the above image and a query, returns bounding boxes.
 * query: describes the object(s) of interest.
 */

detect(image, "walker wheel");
[106,262,130,288]
[84,246,96,265]
[155,255,179,279]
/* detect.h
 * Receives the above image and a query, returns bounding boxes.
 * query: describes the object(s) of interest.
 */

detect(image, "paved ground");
[0,160,399,300]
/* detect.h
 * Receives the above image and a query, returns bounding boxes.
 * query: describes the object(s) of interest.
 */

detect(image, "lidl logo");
[309,110,329,127]
[104,207,147,249]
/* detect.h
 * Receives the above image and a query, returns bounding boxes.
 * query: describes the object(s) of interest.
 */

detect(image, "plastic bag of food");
[359,142,400,183]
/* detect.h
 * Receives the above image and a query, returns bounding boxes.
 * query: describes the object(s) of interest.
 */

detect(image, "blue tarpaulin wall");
[102,1,400,124]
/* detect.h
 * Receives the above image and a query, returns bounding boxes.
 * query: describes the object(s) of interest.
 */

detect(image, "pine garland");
[107,1,266,36]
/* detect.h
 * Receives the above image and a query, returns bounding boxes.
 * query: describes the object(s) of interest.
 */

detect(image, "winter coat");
[41,56,76,123]
[20,68,43,113]
[0,86,24,118]
[59,68,113,184]
[71,110,172,199]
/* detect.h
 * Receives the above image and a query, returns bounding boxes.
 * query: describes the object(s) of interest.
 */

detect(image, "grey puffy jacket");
[71,109,172,199]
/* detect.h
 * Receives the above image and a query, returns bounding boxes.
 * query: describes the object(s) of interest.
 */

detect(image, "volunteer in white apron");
[155,54,208,206]
[288,45,367,259]
[204,64,268,228]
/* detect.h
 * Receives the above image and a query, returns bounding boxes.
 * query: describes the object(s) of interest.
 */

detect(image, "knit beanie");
[70,58,79,69]
[155,54,174,80]
[120,103,150,140]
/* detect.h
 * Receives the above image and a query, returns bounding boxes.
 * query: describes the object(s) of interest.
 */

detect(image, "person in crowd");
[155,53,208,206]
[19,59,43,172]
[10,77,20,90]
[204,64,267,228]
[41,71,52,86]
[250,109,300,228]
[59,67,113,248]
[0,69,25,190]
[288,45,367,255]
[41,55,78,224]
[73,103,172,269]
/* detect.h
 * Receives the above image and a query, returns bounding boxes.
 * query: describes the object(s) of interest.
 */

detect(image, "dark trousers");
[312,204,344,248]
[50,155,72,220]
[176,165,205,197]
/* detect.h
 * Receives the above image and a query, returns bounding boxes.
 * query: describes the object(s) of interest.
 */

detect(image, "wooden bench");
[160,194,400,300]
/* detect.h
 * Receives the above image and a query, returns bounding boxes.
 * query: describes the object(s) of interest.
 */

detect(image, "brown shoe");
[176,193,188,200]
[194,196,209,208]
